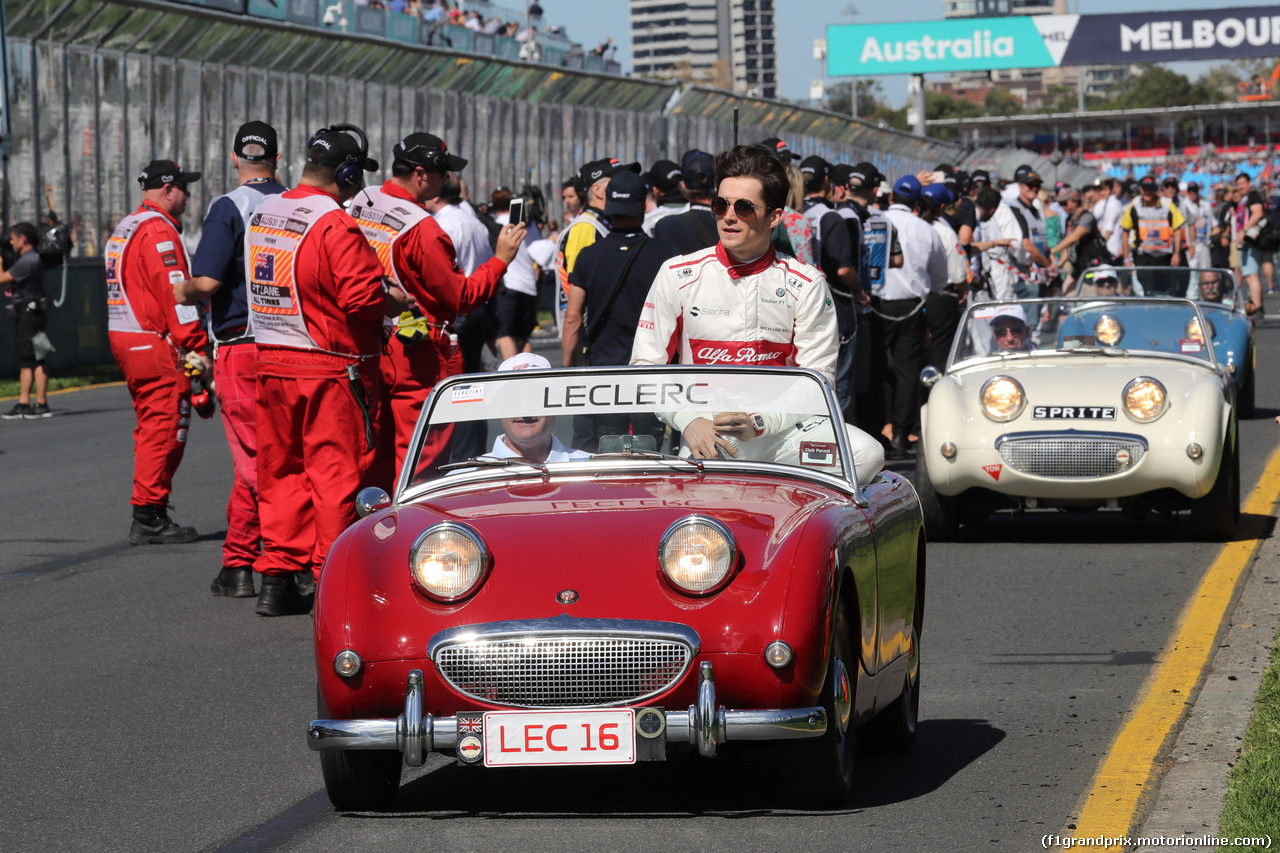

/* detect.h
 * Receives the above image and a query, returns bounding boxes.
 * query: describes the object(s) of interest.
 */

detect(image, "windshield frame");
[946,297,1220,373]
[395,365,859,504]
[1071,265,1244,316]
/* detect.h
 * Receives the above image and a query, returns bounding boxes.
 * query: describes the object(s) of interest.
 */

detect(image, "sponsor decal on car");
[452,384,485,404]
[800,441,837,466]
[983,463,1003,481]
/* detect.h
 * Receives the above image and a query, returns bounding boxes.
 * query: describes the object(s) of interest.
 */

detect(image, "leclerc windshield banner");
[827,6,1280,76]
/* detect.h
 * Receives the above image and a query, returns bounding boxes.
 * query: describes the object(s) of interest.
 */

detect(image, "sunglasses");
[712,197,765,219]
[992,325,1024,337]
[1094,279,1118,288]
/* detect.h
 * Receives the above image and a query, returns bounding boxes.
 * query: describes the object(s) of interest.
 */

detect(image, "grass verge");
[0,363,124,399]
[1216,620,1280,850]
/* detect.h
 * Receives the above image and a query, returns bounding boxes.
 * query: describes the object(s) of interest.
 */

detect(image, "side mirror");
[920,366,942,389]
[356,487,392,518]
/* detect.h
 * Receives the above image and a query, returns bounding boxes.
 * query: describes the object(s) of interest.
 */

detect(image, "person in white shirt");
[491,188,543,358]
[974,186,1027,302]
[1093,178,1125,261]
[878,175,948,459]
[920,183,969,370]
[1184,181,1215,271]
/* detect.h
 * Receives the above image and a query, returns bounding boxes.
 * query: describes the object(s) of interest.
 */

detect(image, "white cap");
[989,304,1027,325]
[1179,181,1188,191]
[1089,263,1118,280]
[499,353,551,371]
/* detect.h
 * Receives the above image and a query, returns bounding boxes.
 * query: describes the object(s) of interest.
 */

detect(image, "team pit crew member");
[1121,175,1184,268]
[246,124,413,616]
[174,121,287,598]
[351,132,525,481]
[107,160,207,545]
[630,144,884,485]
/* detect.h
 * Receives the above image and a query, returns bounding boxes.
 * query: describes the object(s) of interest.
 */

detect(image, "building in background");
[931,0,1131,110]
[629,0,777,99]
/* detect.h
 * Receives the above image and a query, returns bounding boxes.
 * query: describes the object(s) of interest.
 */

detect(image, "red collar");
[716,242,776,279]
[139,201,182,232]
[287,183,341,203]
[380,181,427,207]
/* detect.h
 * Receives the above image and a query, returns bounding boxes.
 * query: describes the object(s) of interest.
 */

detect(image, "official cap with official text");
[138,159,201,190]
[970,169,991,186]
[847,161,882,189]
[648,159,682,194]
[578,157,641,185]
[234,121,278,162]
[1015,166,1043,186]
[830,163,854,188]
[603,170,646,217]
[393,132,467,172]
[309,128,379,172]
[1138,175,1158,191]
[500,353,551,371]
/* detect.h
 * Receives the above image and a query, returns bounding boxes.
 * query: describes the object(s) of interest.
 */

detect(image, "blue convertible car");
[1069,266,1255,416]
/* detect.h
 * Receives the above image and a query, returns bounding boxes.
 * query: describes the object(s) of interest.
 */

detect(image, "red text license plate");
[482,709,636,767]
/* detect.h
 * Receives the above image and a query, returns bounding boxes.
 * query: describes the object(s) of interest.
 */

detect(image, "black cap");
[138,159,201,190]
[847,161,881,189]
[1187,181,1201,191]
[680,150,715,184]
[578,157,641,185]
[799,155,830,182]
[603,170,646,217]
[756,137,800,162]
[971,169,991,186]
[1054,180,1069,191]
[1015,166,1043,186]
[943,172,962,196]
[648,159,682,194]
[1161,175,1179,188]
[308,127,379,172]
[830,163,855,187]
[1139,175,1158,190]
[393,132,467,173]
[234,121,278,161]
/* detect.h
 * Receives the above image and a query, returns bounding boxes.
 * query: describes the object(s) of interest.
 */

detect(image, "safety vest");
[105,209,191,335]
[350,185,435,335]
[1133,199,1175,255]
[244,193,340,352]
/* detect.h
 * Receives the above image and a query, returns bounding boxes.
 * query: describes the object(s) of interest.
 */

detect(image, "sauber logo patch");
[983,464,1003,481]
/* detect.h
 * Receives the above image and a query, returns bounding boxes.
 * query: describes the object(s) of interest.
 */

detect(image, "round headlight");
[410,523,488,601]
[1123,377,1168,422]
[659,516,736,595]
[1095,315,1123,346]
[980,375,1025,422]
[1185,317,1215,342]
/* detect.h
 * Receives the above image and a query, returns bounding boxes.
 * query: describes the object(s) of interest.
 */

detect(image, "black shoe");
[128,505,198,545]
[24,402,52,419]
[256,573,312,617]
[886,435,910,461]
[211,566,256,598]
[2,403,31,420]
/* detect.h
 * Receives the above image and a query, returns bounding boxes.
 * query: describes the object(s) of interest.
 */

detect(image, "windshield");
[950,297,1218,369]
[1069,265,1243,314]
[402,366,849,493]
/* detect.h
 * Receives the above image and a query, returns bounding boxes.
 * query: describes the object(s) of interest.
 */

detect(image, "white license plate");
[482,709,636,767]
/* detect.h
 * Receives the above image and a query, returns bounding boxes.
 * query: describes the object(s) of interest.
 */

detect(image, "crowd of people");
[14,115,1275,617]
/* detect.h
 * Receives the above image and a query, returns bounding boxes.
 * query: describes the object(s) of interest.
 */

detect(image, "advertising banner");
[828,6,1280,76]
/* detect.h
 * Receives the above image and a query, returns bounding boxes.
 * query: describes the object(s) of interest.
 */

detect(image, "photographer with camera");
[0,223,51,420]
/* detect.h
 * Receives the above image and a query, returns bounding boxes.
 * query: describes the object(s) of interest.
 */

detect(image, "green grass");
[1217,620,1280,850]
[0,363,123,399]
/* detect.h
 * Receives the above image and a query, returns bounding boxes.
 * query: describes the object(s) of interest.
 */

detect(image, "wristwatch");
[750,413,766,437]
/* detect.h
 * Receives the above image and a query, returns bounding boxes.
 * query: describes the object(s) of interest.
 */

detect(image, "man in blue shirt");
[174,121,287,602]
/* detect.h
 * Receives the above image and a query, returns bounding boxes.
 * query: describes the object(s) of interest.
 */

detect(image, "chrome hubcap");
[834,659,852,736]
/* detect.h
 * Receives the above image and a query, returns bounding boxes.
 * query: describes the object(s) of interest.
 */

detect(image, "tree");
[1103,65,1217,111]
[984,87,1024,116]
[825,79,890,118]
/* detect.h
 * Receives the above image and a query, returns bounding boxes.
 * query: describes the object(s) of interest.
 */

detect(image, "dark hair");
[10,222,38,248]
[803,173,826,195]
[714,145,789,212]
[1236,172,1252,183]
[440,175,463,205]
[490,189,512,212]
[976,187,1002,212]
[301,161,337,184]
[391,159,420,178]
[561,176,585,198]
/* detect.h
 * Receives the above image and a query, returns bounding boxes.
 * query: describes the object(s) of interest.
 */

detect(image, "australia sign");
[828,6,1280,76]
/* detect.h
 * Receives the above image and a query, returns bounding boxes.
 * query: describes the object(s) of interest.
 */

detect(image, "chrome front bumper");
[308,661,827,764]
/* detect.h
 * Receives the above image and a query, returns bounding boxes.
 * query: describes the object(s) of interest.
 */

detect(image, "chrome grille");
[434,634,694,708]
[998,434,1146,479]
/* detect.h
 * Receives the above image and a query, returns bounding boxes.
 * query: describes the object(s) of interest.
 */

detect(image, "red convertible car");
[307,365,925,808]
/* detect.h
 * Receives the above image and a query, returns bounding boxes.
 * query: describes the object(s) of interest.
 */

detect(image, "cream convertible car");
[917,296,1239,541]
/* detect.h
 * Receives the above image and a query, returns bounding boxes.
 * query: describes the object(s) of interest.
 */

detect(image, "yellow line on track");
[1069,444,1280,848]
[0,380,126,403]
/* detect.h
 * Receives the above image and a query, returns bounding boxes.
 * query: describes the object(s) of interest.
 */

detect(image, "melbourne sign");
[828,6,1280,76]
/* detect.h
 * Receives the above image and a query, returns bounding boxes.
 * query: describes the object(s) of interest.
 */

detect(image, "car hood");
[323,473,849,663]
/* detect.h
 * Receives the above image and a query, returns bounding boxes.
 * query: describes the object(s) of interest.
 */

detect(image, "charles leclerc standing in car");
[630,145,884,484]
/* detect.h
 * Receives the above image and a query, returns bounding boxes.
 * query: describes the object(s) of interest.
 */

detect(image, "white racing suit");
[630,243,885,486]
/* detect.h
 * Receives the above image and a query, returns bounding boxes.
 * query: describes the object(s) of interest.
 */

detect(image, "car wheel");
[857,621,920,755]
[1238,359,1256,418]
[783,596,857,807]
[915,450,958,542]
[1190,434,1239,542]
[317,689,403,810]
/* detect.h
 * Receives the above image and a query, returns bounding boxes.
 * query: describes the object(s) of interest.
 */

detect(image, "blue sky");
[548,0,1280,106]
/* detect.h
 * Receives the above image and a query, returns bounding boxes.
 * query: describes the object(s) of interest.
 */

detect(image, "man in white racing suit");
[631,145,884,486]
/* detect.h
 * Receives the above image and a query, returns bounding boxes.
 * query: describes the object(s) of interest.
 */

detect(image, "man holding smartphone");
[491,188,541,359]
[350,133,526,482]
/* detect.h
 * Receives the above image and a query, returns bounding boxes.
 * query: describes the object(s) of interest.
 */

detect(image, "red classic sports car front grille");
[434,635,693,708]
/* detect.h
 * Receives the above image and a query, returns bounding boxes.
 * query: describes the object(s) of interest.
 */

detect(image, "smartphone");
[929,171,947,185]
[509,198,525,225]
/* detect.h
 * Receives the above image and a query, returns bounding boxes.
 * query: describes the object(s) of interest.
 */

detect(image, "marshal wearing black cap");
[755,137,801,162]
[234,121,278,162]
[138,159,201,191]
[307,125,379,183]
[392,132,468,173]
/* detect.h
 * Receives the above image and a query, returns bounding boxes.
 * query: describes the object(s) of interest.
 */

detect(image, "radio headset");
[395,137,451,173]
[307,123,369,189]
